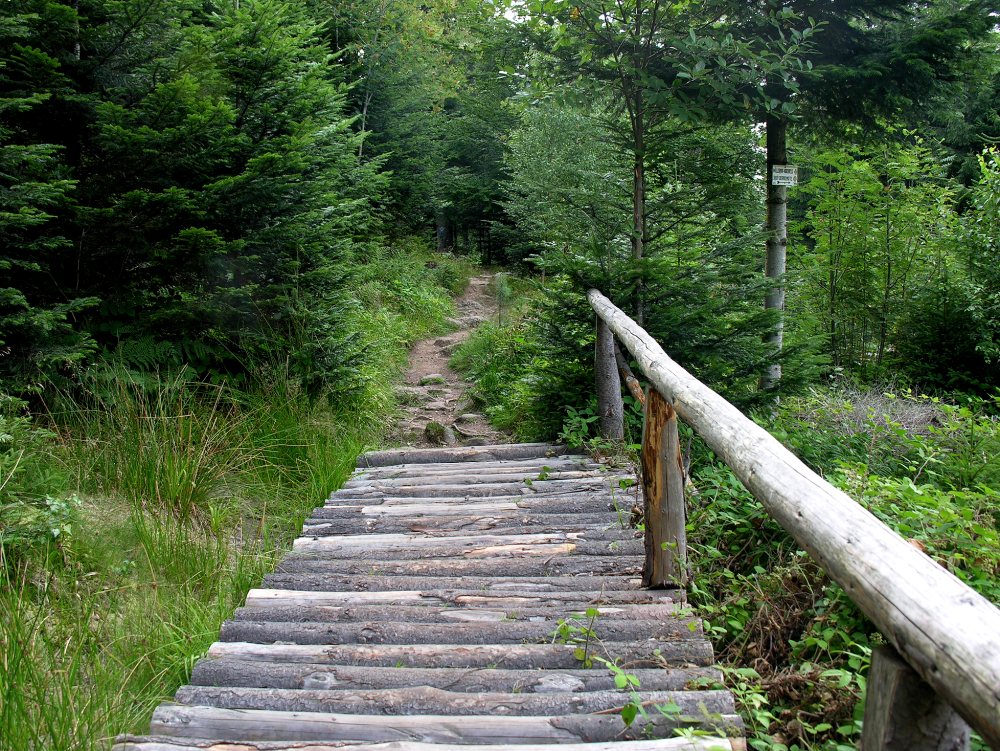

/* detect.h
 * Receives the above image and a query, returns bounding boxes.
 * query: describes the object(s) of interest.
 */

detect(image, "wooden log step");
[294,531,588,550]
[229,602,678,624]
[303,519,633,538]
[356,443,572,468]
[348,456,601,481]
[354,491,636,507]
[172,685,737,718]
[259,573,643,593]
[150,704,743,743]
[273,555,644,577]
[301,513,630,536]
[115,733,746,750]
[206,640,717,668]
[342,469,609,489]
[329,488,631,507]
[190,660,718,692]
[289,539,644,560]
[332,478,630,500]
[317,497,635,517]
[299,524,638,542]
[218,617,701,645]
[244,589,679,609]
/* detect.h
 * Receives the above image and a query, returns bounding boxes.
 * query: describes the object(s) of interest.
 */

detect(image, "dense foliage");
[2,0,999,748]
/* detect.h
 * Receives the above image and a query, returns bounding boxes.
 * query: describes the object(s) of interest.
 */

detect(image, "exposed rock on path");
[390,274,506,447]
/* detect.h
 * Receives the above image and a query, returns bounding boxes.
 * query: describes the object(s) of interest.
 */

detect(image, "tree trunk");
[436,216,452,251]
[358,90,373,159]
[760,113,788,393]
[632,93,646,326]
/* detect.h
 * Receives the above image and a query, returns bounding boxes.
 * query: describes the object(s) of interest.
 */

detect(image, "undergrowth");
[686,388,1000,751]
[0,239,470,750]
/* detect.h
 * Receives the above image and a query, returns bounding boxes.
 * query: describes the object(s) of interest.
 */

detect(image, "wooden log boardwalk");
[114,442,745,751]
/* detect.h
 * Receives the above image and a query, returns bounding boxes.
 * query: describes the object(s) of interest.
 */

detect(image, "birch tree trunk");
[760,113,788,393]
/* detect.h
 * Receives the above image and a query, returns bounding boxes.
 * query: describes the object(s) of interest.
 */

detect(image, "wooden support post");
[861,646,970,751]
[640,388,687,589]
[595,317,624,441]
[614,342,646,406]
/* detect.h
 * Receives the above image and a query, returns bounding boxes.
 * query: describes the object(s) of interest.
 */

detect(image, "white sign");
[772,165,798,186]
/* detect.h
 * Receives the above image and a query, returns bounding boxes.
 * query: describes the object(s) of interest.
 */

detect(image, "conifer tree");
[0,3,96,390]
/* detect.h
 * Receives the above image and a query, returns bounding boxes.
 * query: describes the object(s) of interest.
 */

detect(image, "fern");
[112,337,180,371]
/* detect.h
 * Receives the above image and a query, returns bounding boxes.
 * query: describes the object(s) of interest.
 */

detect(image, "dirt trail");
[389,274,508,448]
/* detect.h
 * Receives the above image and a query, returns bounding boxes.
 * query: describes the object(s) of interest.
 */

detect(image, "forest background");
[1,0,998,749]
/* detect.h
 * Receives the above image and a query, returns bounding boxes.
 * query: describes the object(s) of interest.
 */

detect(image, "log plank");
[218,617,700,645]
[319,497,637,517]
[243,588,679,609]
[301,513,628,536]
[291,537,645,559]
[189,661,718,693]
[205,640,716,668]
[301,523,635,541]
[149,704,743,743]
[173,685,735,717]
[259,573,643,593]
[273,555,643,577]
[342,469,608,489]
[356,444,571,468]
[229,603,675,624]
[115,734,744,751]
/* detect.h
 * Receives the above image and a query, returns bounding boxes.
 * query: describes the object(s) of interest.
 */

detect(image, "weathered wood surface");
[290,537,645,560]
[204,640,715,668]
[640,388,687,589]
[218,617,700,645]
[115,736,745,751]
[300,512,628,536]
[229,602,670,624]
[172,685,736,716]
[314,495,635,518]
[340,467,604,488]
[258,573,645,592]
[243,588,677,610]
[347,457,600,480]
[116,443,743,750]
[190,662,720,692]
[356,443,571,467]
[861,646,970,751]
[273,555,643,576]
[149,705,744,744]
[333,477,630,499]
[588,289,1000,747]
[301,523,635,541]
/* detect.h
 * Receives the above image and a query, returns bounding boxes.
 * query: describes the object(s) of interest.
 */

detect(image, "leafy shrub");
[0,396,73,564]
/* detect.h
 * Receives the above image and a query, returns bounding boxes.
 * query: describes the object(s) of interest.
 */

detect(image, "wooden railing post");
[861,646,970,751]
[595,316,624,441]
[640,388,687,588]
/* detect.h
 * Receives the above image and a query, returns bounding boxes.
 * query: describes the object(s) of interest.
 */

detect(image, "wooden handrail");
[588,288,1000,749]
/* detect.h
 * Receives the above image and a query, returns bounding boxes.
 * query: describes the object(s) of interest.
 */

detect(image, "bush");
[0,396,73,565]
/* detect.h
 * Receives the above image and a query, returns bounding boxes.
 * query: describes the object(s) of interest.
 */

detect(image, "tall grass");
[0,238,471,749]
[2,377,364,750]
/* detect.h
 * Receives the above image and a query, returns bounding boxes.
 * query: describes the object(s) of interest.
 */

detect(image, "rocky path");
[390,274,507,448]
